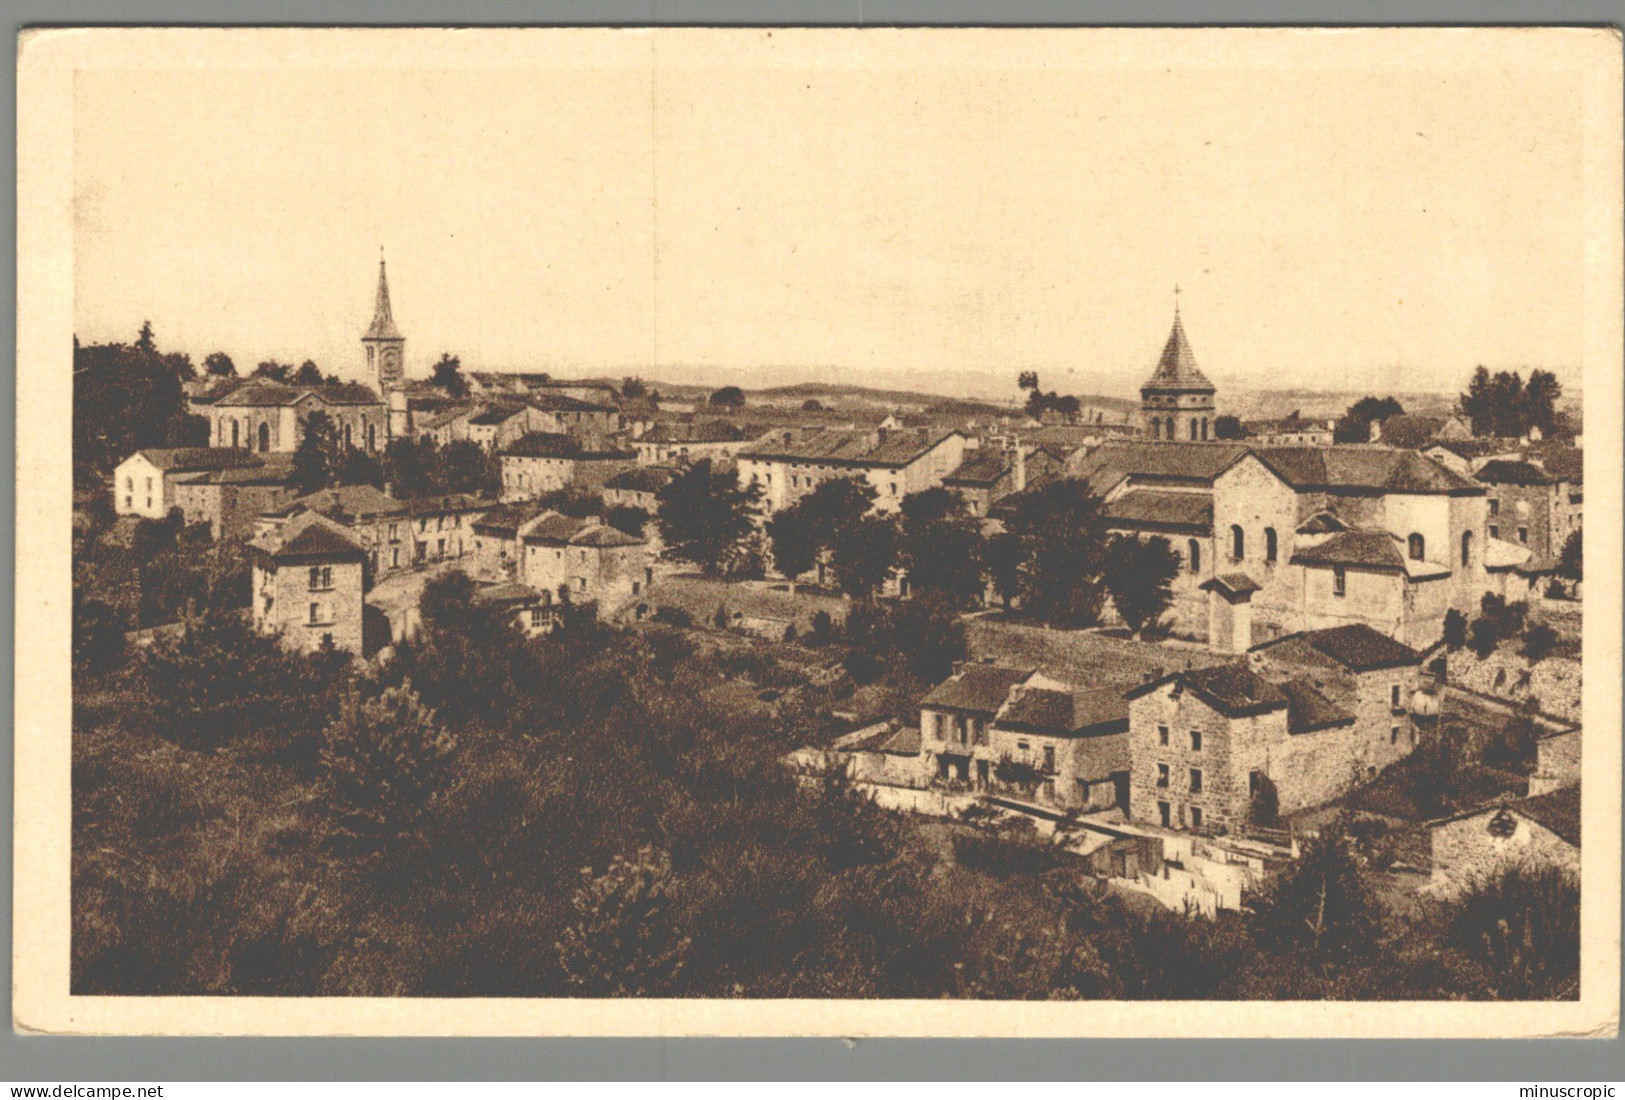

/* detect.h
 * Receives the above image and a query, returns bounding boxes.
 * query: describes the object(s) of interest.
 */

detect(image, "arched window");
[344,423,353,449]
[1189,418,1200,442]
[1200,418,1210,441]
[231,420,240,448]
[1265,527,1278,563]
[1187,538,1201,574]
[1148,417,1160,440]
[1460,529,1474,568]
[257,422,270,452]
[1408,533,1425,561]
[1230,524,1245,561]
[367,423,377,452]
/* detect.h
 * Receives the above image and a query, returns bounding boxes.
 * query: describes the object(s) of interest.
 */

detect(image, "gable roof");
[1280,679,1356,733]
[1374,415,1445,449]
[468,404,529,426]
[281,483,408,521]
[1103,488,1214,533]
[251,510,366,561]
[996,684,1129,735]
[1126,663,1288,718]
[1070,441,1250,494]
[471,500,549,536]
[943,450,1011,486]
[921,664,1033,714]
[129,447,267,473]
[1475,459,1557,486]
[1255,447,1482,495]
[210,380,382,408]
[1290,529,1407,572]
[570,523,645,548]
[742,427,961,469]
[639,420,752,444]
[605,466,676,493]
[1257,623,1423,672]
[1430,784,1580,848]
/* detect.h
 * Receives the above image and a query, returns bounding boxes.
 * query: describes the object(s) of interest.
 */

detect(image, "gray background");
[7,0,1622,1081]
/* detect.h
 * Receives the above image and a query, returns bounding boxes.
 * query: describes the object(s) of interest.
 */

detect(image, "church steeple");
[1141,294,1218,442]
[362,250,405,393]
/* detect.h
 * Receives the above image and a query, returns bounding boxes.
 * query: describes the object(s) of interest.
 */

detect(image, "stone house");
[465,404,538,451]
[258,484,411,578]
[1124,626,1422,834]
[415,404,479,447]
[917,663,1033,784]
[1475,458,1581,565]
[602,466,676,513]
[468,500,551,580]
[112,447,269,521]
[473,579,561,637]
[519,512,653,615]
[199,381,387,455]
[1427,786,1580,896]
[738,426,969,514]
[525,392,621,437]
[248,511,366,655]
[633,421,758,466]
[499,433,638,500]
[402,494,490,568]
[941,445,1062,517]
[169,454,298,541]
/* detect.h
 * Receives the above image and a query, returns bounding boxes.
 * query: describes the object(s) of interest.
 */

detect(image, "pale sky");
[72,30,1590,399]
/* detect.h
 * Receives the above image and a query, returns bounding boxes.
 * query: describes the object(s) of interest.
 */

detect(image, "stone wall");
[253,557,365,656]
[1429,808,1579,896]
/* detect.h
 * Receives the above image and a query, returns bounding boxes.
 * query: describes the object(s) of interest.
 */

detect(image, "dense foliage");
[73,327,208,487]
[1458,367,1565,439]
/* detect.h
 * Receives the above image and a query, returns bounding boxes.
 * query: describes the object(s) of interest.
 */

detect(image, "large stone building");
[112,447,271,521]
[1073,440,1493,648]
[499,433,639,500]
[1140,305,1218,442]
[248,511,367,655]
[737,426,969,514]
[169,454,298,540]
[1475,458,1581,566]
[198,381,388,455]
[519,512,653,616]
[1124,624,1423,833]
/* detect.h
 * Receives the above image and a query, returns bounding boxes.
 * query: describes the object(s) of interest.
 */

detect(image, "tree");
[431,353,468,398]
[801,398,824,412]
[1212,414,1245,440]
[1053,394,1081,423]
[1521,622,1558,663]
[203,352,237,378]
[73,593,126,675]
[765,507,820,590]
[554,847,689,996]
[252,360,293,383]
[708,385,746,408]
[1334,396,1404,444]
[655,459,761,576]
[135,320,157,353]
[604,505,649,538]
[829,514,899,600]
[336,446,386,489]
[620,377,648,401]
[293,360,324,386]
[899,487,984,606]
[1102,534,1181,639]
[1017,371,1039,392]
[1557,528,1582,581]
[437,439,501,497]
[290,411,343,495]
[1258,818,1381,965]
[73,334,209,486]
[1002,478,1111,627]
[321,681,457,846]
[1524,370,1563,437]
[1441,608,1468,650]
[984,531,1023,612]
[1248,773,1280,827]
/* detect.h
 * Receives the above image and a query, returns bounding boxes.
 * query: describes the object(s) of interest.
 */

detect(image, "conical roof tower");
[1140,293,1218,442]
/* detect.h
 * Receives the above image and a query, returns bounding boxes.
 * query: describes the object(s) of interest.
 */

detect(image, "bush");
[808,610,834,646]
[1521,622,1558,663]
[320,681,457,848]
[1445,864,1579,999]
[951,829,1065,878]
[1441,608,1468,650]
[650,605,693,628]
[1248,774,1280,827]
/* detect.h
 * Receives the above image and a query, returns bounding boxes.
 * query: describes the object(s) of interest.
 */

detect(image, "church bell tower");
[1140,289,1217,442]
[363,251,405,394]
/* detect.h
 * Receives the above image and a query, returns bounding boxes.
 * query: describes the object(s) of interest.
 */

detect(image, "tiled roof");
[473,581,542,605]
[1142,313,1215,391]
[1483,537,1534,571]
[285,484,408,521]
[177,454,296,485]
[1475,460,1556,486]
[255,511,366,561]
[210,381,381,408]
[921,664,1032,714]
[528,392,617,413]
[468,404,528,426]
[1201,572,1261,599]
[1427,438,1522,460]
[522,513,593,544]
[877,725,923,755]
[1290,529,1406,571]
[1103,488,1214,532]
[741,427,961,469]
[1280,679,1356,733]
[1254,447,1480,495]
[943,450,1011,486]
[1128,663,1288,717]
[570,524,645,548]
[997,684,1128,735]
[131,447,267,473]
[1514,785,1580,847]
[1070,441,1250,494]
[1295,510,1348,535]
[420,405,477,430]
[605,466,677,493]
[641,421,750,444]
[471,501,548,536]
[501,432,635,460]
[1254,623,1423,672]
[404,493,489,516]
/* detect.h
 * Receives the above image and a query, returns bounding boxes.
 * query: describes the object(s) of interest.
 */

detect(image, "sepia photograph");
[14,25,1621,1038]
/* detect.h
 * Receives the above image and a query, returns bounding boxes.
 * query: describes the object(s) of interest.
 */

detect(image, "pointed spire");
[365,250,401,341]
[1146,299,1214,391]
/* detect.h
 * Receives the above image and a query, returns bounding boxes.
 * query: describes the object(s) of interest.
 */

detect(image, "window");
[1158,724,1169,746]
[367,424,377,452]
[530,608,545,627]
[1189,419,1199,441]
[322,632,334,648]
[1517,527,1528,544]
[1408,533,1425,561]
[1461,530,1474,567]
[1390,725,1400,745]
[1190,806,1203,829]
[1158,801,1171,827]
[258,422,270,452]
[1265,528,1278,563]
[390,548,399,568]
[1189,768,1203,793]
[1488,524,1499,540]
[1187,539,1201,574]
[309,566,332,591]
[1017,739,1030,752]
[973,718,986,746]
[1043,745,1056,773]
[308,602,320,624]
[1230,524,1245,561]
[1156,763,1170,788]
[1489,498,1500,516]
[955,717,968,745]
[1333,567,1346,597]
[1249,770,1264,796]
[1190,729,1202,752]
